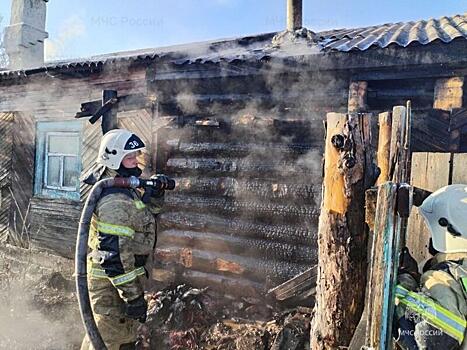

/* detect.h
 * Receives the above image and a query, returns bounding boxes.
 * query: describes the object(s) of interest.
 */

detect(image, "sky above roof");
[0,0,466,62]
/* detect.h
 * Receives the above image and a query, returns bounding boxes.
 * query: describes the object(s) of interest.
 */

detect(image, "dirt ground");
[0,247,83,349]
[0,245,311,350]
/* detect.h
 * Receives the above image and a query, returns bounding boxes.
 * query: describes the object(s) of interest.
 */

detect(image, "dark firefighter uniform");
[394,252,467,350]
[80,170,163,350]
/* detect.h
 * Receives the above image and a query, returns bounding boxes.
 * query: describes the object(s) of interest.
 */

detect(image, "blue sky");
[0,0,466,61]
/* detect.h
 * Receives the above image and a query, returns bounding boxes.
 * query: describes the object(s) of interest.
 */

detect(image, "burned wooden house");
[0,4,466,301]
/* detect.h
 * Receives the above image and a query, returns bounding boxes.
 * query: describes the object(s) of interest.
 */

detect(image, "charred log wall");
[150,67,349,298]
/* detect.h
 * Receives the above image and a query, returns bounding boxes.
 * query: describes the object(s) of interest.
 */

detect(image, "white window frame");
[44,131,80,191]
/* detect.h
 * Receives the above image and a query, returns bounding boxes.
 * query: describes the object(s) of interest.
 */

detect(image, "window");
[35,121,82,200]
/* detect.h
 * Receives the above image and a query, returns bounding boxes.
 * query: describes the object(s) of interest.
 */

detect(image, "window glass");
[34,121,82,201]
[63,156,79,188]
[46,156,61,187]
[48,134,79,154]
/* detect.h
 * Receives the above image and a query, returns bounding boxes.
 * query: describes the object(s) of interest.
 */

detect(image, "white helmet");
[97,129,145,169]
[419,184,467,253]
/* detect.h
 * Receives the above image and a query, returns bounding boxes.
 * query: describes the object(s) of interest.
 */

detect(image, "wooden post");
[287,0,302,31]
[348,81,368,113]
[102,90,118,134]
[376,112,392,185]
[310,112,373,349]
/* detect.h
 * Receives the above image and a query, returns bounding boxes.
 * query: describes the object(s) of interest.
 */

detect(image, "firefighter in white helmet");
[81,129,168,350]
[394,184,467,350]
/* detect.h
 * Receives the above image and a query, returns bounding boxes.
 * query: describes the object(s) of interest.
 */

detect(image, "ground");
[0,245,82,349]
[0,244,311,350]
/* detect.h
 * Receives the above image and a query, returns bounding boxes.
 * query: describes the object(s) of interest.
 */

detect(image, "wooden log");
[166,157,320,178]
[169,141,314,157]
[155,245,310,284]
[164,193,319,223]
[268,266,317,301]
[173,176,318,203]
[157,228,315,262]
[376,112,392,185]
[310,112,373,349]
[389,106,408,183]
[158,211,317,246]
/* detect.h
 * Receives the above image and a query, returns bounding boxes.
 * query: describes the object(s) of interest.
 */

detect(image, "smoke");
[45,15,86,61]
[0,259,82,349]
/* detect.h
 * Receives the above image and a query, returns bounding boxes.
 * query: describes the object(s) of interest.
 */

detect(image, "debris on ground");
[138,284,312,350]
[1,245,313,350]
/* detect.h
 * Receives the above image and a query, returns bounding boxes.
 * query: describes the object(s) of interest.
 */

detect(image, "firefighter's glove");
[399,247,420,283]
[124,295,147,323]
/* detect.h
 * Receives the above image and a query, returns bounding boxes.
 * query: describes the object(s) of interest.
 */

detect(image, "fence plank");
[452,154,467,183]
[406,153,450,262]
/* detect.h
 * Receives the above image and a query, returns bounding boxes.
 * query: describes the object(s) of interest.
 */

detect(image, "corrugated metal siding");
[0,113,14,242]
[154,116,322,297]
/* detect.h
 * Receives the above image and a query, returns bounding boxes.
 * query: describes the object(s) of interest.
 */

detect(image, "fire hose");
[75,176,175,350]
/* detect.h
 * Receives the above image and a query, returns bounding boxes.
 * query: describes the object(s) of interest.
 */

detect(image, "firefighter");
[81,129,168,350]
[394,184,467,350]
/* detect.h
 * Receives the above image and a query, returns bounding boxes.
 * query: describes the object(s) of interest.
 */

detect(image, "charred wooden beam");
[173,176,318,203]
[101,90,118,133]
[352,66,467,81]
[450,108,467,130]
[158,211,317,247]
[166,157,320,178]
[411,108,453,152]
[157,229,315,262]
[155,245,310,285]
[75,93,156,119]
[164,193,319,223]
[268,266,317,303]
[179,270,263,298]
[88,95,117,124]
[168,141,314,157]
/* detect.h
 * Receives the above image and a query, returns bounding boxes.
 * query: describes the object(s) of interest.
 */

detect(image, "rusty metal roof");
[1,13,466,77]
